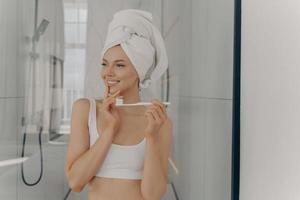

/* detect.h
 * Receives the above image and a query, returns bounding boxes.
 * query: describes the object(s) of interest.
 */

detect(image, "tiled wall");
[163,0,234,199]
[0,0,68,199]
[0,0,23,198]
[0,0,234,199]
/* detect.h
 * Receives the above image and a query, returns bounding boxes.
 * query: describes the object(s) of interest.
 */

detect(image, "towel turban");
[100,9,168,89]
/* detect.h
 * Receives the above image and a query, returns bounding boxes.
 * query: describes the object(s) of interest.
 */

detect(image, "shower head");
[32,19,50,42]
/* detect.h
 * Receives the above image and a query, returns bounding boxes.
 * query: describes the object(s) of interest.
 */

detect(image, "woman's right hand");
[97,86,121,136]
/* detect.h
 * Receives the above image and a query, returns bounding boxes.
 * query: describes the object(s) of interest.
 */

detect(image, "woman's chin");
[109,87,122,95]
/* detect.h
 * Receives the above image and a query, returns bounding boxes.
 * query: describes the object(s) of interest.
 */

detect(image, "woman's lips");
[107,82,119,86]
[107,80,120,86]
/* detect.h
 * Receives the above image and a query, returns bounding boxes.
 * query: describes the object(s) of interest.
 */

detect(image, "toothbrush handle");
[116,102,170,107]
[137,102,170,106]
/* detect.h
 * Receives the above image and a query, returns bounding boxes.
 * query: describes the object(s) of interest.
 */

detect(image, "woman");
[64,9,173,200]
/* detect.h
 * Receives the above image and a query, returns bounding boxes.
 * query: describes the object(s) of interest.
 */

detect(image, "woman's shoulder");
[73,97,91,107]
[72,98,91,115]
[70,98,91,126]
[73,97,104,111]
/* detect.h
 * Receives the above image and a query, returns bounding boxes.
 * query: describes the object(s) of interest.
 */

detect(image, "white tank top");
[87,98,146,180]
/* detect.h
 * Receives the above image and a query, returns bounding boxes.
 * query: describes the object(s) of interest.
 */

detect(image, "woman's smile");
[107,80,120,86]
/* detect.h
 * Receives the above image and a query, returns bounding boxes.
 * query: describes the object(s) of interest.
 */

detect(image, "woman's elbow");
[67,177,84,193]
[65,170,84,192]
[70,184,84,193]
[141,185,167,200]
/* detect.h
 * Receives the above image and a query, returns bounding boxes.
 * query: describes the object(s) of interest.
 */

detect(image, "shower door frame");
[231,0,241,199]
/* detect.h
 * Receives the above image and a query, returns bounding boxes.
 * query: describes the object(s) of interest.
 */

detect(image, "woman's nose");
[104,65,115,75]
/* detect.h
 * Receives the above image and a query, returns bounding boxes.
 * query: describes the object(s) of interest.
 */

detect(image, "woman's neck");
[116,88,146,115]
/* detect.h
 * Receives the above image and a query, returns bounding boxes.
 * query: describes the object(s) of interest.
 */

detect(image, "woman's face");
[101,45,139,95]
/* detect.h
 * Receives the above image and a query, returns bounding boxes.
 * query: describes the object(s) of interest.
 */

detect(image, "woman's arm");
[141,118,173,200]
[64,98,114,192]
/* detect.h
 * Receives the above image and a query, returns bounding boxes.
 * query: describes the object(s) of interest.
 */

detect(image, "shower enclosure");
[0,0,237,199]
[0,0,67,199]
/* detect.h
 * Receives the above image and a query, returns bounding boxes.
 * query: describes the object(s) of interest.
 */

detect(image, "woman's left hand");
[144,99,168,137]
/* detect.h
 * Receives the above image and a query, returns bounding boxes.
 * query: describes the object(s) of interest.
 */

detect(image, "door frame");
[232,0,241,199]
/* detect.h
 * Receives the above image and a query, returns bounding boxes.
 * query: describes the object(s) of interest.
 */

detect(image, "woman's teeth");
[107,80,120,86]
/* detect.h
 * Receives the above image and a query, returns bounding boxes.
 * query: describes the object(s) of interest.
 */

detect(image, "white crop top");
[87,98,146,180]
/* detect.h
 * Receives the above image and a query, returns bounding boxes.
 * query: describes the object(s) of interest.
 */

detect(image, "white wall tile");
[164,22,180,97]
[0,166,17,199]
[0,97,24,178]
[0,0,19,98]
[17,144,68,200]
[164,0,233,199]
[162,0,179,38]
[190,0,234,99]
[177,0,193,97]
[174,96,204,200]
[200,98,232,200]
[0,98,19,144]
[174,96,232,200]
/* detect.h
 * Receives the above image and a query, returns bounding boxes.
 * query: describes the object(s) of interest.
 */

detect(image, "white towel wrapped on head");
[100,9,168,89]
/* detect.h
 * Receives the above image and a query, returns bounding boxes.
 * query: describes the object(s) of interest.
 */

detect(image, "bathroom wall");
[164,0,234,199]
[0,0,234,199]
[240,0,300,200]
[0,0,67,199]
[0,0,28,198]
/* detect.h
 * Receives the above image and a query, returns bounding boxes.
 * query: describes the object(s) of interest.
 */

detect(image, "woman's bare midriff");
[88,177,144,200]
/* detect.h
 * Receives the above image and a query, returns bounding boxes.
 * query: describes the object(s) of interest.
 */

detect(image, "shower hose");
[20,126,72,199]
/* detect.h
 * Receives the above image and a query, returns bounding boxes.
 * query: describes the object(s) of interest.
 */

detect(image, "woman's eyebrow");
[102,59,125,62]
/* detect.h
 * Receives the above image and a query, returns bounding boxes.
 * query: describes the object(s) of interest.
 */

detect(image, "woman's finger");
[153,101,165,115]
[103,90,120,104]
[149,107,161,122]
[152,102,167,120]
[146,111,155,121]
[152,99,167,114]
[108,90,120,99]
[153,104,166,121]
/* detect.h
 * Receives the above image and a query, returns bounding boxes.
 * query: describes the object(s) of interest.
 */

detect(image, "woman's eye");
[101,63,124,67]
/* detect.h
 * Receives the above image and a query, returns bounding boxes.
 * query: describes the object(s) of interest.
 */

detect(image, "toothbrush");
[115,98,170,107]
